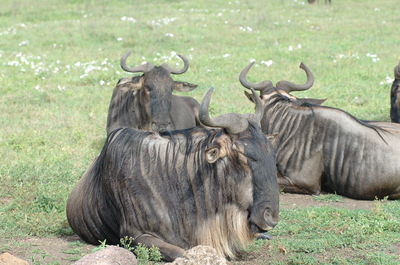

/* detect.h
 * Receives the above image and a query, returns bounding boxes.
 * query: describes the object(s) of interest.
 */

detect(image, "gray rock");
[72,246,137,265]
[167,245,227,265]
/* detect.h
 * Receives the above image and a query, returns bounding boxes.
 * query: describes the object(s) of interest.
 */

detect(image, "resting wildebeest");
[106,51,200,134]
[390,62,400,123]
[67,88,279,261]
[239,61,400,200]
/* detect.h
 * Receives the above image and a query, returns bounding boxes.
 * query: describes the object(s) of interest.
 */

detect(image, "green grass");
[242,201,400,264]
[313,193,344,202]
[1,0,399,263]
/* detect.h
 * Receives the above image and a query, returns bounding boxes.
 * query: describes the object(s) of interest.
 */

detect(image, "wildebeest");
[239,61,400,200]
[106,51,200,134]
[390,62,400,123]
[67,88,279,261]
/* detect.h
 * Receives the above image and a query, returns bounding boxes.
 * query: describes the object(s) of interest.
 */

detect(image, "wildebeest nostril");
[264,210,278,229]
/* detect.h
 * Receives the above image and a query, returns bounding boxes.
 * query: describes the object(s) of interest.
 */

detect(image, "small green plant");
[148,245,162,262]
[30,248,49,265]
[91,239,108,253]
[134,243,162,263]
[134,243,150,261]
[119,236,135,251]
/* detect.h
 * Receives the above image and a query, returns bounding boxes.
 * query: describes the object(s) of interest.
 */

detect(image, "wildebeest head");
[391,62,400,123]
[113,51,198,131]
[239,61,326,106]
[199,88,279,234]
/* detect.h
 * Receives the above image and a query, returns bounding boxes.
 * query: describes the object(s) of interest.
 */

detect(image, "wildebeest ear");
[205,147,221,163]
[130,76,145,90]
[244,90,255,103]
[173,81,198,92]
[298,98,327,105]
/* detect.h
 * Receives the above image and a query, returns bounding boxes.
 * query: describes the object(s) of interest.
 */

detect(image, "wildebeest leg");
[278,176,316,194]
[134,234,185,261]
[278,151,323,195]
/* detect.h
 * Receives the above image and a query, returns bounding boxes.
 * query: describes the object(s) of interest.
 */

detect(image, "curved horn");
[275,62,314,92]
[162,54,189,74]
[394,62,400,79]
[199,88,249,134]
[120,51,154,73]
[250,88,264,123]
[239,62,274,90]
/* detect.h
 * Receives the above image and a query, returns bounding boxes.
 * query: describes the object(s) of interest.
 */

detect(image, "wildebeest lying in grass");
[106,51,200,134]
[390,62,400,123]
[67,88,279,261]
[240,62,400,200]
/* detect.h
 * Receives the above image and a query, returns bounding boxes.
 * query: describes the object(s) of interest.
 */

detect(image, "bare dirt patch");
[280,192,377,211]
[1,235,92,265]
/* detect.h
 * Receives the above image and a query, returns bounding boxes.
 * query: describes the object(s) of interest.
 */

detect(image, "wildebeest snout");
[250,207,279,233]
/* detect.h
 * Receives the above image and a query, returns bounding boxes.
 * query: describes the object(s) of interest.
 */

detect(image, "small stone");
[0,253,29,265]
[166,245,227,265]
[72,246,137,265]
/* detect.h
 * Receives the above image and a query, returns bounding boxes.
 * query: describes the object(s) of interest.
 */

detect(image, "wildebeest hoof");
[255,232,273,240]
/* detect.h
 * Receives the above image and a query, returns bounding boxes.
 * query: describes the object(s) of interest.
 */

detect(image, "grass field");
[1,0,399,264]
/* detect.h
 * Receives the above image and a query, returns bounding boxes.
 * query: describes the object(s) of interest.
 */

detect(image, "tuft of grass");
[312,193,344,202]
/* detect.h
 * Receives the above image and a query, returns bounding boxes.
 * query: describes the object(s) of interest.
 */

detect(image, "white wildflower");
[116,37,123,41]
[165,33,174,37]
[379,75,394,85]
[288,46,293,51]
[261,60,273,67]
[121,16,136,23]
[19,40,29,46]
[100,80,105,86]
[8,61,20,66]
[223,54,231,58]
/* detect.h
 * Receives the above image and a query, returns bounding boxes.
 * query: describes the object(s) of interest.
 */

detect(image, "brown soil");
[280,192,376,211]
[0,193,383,264]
